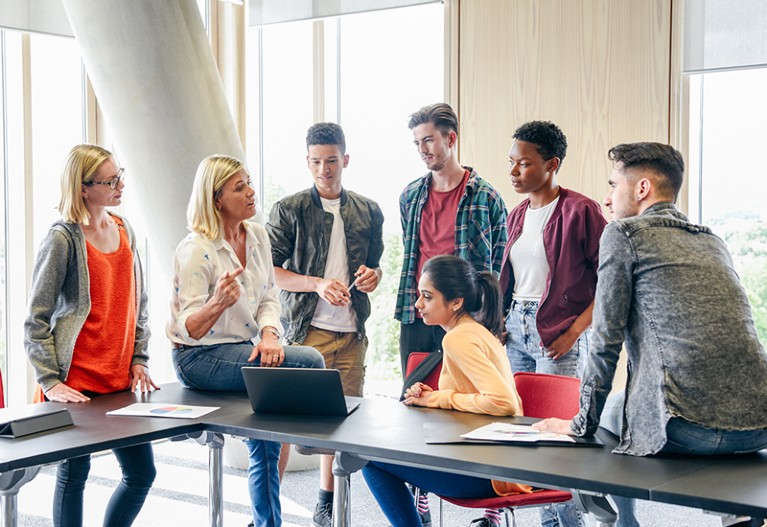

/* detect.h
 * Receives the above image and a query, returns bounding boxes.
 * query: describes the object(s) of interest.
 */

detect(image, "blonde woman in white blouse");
[167,154,324,527]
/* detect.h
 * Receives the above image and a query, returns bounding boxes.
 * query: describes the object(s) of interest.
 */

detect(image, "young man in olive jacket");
[266,122,384,527]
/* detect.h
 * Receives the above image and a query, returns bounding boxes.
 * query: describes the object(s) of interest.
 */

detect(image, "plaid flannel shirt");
[395,167,508,323]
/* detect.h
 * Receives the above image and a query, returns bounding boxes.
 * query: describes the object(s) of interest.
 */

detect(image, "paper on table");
[461,422,576,443]
[106,403,219,419]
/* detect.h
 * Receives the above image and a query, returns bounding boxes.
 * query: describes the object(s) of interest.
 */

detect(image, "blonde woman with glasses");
[25,144,158,527]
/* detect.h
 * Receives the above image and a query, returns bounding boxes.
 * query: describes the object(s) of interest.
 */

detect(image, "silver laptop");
[241,367,361,416]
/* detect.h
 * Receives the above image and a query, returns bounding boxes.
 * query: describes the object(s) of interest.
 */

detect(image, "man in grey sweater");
[534,142,767,527]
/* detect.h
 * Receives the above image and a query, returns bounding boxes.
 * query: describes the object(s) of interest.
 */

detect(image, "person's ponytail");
[473,271,503,339]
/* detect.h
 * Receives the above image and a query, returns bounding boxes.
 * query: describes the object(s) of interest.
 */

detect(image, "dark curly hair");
[512,121,568,171]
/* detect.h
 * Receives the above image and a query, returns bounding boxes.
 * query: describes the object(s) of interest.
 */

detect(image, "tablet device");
[241,367,361,417]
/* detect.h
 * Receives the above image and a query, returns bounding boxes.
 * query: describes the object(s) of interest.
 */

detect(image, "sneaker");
[312,502,333,527]
[469,518,499,527]
[420,509,432,527]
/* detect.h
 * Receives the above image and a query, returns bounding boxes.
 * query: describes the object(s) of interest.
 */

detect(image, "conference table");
[1,383,766,527]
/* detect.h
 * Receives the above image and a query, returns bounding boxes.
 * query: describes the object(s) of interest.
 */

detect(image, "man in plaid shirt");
[396,102,508,377]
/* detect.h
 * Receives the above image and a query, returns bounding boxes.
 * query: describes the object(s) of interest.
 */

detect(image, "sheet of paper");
[106,403,219,419]
[460,422,576,443]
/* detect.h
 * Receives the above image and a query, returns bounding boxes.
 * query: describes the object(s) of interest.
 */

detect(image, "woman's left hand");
[250,332,285,367]
[130,364,160,393]
[403,382,433,407]
[545,328,579,360]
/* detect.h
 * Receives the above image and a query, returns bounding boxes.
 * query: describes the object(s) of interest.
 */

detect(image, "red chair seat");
[440,489,573,509]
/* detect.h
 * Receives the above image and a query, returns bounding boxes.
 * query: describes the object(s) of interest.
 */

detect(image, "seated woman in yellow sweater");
[362,255,529,527]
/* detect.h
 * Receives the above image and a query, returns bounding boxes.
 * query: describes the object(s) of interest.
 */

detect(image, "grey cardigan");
[24,215,151,392]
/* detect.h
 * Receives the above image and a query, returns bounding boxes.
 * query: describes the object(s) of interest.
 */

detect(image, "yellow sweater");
[426,322,523,416]
[422,322,532,496]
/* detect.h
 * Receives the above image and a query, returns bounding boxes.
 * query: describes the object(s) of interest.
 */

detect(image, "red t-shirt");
[416,170,469,286]
[67,220,136,394]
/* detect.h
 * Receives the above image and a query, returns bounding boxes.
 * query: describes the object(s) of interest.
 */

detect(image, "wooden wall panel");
[457,0,672,209]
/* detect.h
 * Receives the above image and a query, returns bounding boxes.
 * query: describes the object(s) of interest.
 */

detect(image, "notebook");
[241,367,361,417]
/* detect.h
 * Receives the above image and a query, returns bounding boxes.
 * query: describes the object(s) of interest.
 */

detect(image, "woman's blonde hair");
[187,154,246,240]
[58,144,113,224]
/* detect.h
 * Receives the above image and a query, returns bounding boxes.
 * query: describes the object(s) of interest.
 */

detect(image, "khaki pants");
[295,327,367,397]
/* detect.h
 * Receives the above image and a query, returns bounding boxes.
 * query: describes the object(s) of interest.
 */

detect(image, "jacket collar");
[310,185,347,208]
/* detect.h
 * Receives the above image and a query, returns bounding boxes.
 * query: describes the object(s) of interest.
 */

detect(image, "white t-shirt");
[311,197,357,332]
[509,197,559,301]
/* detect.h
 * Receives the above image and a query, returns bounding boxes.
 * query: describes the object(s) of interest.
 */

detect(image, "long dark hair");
[421,255,503,339]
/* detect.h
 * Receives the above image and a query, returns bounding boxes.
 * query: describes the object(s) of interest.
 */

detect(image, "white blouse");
[166,221,283,346]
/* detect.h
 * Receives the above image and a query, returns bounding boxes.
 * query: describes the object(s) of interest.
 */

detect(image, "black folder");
[0,406,73,438]
[422,415,604,447]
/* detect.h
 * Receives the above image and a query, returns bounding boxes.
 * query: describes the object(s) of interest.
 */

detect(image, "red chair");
[437,372,582,527]
[0,369,4,408]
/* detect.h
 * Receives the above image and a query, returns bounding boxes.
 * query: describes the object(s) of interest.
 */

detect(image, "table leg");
[186,431,225,527]
[571,491,617,527]
[0,466,41,527]
[331,452,368,527]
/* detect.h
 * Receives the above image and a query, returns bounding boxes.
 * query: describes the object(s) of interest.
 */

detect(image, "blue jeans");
[505,300,587,527]
[53,443,156,527]
[362,461,495,527]
[172,340,324,527]
[505,300,587,378]
[601,392,767,527]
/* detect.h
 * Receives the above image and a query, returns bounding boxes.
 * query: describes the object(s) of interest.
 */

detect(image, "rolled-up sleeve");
[251,224,283,333]
[572,223,634,436]
[170,237,216,341]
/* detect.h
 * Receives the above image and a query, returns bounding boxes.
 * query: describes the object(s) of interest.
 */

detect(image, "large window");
[687,68,767,344]
[245,20,314,216]
[246,3,444,394]
[338,4,444,391]
[30,34,85,247]
[0,29,86,404]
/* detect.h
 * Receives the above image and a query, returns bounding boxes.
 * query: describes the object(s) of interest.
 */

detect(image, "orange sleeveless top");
[67,219,136,393]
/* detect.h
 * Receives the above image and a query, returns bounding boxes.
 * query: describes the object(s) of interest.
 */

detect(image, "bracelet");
[262,327,281,339]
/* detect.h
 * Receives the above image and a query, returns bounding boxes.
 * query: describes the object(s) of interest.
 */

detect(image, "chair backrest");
[404,351,442,390]
[513,371,580,419]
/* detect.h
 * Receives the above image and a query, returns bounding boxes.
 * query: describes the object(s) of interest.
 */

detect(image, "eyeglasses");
[83,168,125,190]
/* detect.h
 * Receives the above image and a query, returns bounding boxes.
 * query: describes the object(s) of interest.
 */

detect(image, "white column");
[61,0,247,279]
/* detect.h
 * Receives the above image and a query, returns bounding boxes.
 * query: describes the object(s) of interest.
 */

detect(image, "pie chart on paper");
[150,406,195,416]
[106,403,221,419]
